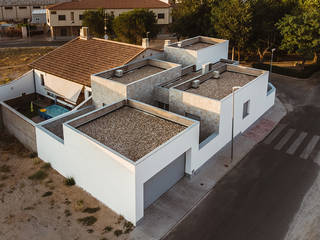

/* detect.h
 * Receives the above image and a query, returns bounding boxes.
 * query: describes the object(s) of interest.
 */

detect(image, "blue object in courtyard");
[39,104,69,119]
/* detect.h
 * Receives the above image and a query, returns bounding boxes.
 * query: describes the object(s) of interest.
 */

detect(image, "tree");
[82,9,114,38]
[170,0,213,39]
[249,0,298,62]
[211,0,252,61]
[276,2,320,67]
[113,9,160,44]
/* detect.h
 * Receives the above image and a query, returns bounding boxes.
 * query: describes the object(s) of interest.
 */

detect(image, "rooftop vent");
[192,80,200,89]
[177,42,182,48]
[115,69,124,78]
[213,71,220,79]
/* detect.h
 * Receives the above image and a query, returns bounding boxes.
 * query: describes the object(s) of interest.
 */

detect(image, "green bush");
[252,62,320,79]
[64,177,75,186]
[78,216,97,226]
[28,170,48,180]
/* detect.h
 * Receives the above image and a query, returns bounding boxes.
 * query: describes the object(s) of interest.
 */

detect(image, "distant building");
[0,0,70,22]
[46,0,171,40]
[31,9,46,24]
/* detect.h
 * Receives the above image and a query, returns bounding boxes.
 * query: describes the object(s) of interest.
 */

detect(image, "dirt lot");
[0,130,132,240]
[0,47,55,85]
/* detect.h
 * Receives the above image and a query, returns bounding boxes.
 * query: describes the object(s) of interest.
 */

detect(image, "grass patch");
[42,191,53,197]
[41,163,51,170]
[77,216,97,226]
[114,229,123,237]
[28,170,48,181]
[0,165,10,173]
[29,152,37,158]
[123,220,134,233]
[64,209,71,217]
[252,62,320,79]
[64,177,75,186]
[82,207,100,213]
[103,226,113,233]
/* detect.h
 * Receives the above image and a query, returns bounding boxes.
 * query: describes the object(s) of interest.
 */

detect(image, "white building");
[0,32,276,225]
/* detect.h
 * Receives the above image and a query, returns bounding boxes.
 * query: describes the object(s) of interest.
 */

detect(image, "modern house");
[0,32,276,225]
[46,0,171,40]
[0,0,70,22]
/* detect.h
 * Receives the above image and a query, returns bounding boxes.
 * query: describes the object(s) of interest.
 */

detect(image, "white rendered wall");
[0,70,35,102]
[135,122,199,222]
[194,71,274,170]
[36,123,137,224]
[196,40,229,70]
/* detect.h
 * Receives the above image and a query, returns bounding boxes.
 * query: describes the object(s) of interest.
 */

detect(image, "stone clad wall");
[169,89,221,142]
[127,65,181,106]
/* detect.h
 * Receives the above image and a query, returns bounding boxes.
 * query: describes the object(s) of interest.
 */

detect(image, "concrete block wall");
[91,75,127,108]
[169,89,220,142]
[127,65,181,106]
[1,103,37,152]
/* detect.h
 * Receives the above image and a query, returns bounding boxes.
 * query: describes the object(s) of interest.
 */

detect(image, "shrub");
[103,226,113,232]
[0,164,10,173]
[64,177,75,186]
[41,163,51,170]
[28,170,48,180]
[114,229,123,237]
[42,191,53,197]
[78,216,97,226]
[82,207,100,213]
[123,220,134,233]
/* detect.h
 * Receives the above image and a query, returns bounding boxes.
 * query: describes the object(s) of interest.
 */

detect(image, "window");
[40,74,44,86]
[79,14,83,20]
[19,6,27,9]
[185,112,201,122]
[58,15,66,21]
[60,28,67,36]
[243,100,250,119]
[70,12,74,22]
[4,7,13,10]
[35,17,40,21]
[33,6,41,9]
[158,13,165,19]
[51,11,56,15]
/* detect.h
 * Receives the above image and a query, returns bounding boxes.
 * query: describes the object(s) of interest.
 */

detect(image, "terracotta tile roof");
[29,37,147,86]
[48,0,170,10]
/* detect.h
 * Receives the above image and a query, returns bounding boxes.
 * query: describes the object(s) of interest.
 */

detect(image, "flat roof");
[186,71,257,100]
[77,106,187,161]
[182,42,213,50]
[162,70,202,89]
[110,65,165,84]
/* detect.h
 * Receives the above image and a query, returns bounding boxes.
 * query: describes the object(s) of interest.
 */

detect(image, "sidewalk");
[130,97,287,240]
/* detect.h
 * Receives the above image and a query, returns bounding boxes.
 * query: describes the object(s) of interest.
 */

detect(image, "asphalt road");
[164,72,320,240]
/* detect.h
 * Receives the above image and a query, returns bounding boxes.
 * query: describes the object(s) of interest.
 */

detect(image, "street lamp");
[269,48,276,78]
[225,86,241,167]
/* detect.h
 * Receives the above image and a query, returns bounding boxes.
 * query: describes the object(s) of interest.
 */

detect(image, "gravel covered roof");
[78,106,186,161]
[110,65,164,84]
[186,71,257,100]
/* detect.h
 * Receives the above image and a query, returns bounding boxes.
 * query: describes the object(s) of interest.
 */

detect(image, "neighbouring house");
[0,31,276,225]
[46,0,171,40]
[0,0,70,22]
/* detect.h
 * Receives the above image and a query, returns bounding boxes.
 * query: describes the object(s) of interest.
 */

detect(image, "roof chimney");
[80,27,90,40]
[142,38,149,48]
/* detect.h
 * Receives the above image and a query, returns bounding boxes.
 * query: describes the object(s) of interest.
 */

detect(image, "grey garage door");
[144,153,186,209]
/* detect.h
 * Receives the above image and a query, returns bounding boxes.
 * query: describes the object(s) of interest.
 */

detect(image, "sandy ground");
[0,47,54,84]
[0,130,132,240]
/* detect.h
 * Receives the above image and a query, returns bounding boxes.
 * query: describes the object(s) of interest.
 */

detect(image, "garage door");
[144,153,186,209]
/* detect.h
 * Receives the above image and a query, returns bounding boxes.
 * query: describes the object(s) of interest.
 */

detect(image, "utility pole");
[269,48,276,79]
[225,86,241,167]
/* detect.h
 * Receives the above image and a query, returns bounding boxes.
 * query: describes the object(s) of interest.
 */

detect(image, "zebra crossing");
[264,123,320,160]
